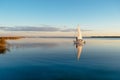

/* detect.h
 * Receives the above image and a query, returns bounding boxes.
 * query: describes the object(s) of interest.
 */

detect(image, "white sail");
[77,26,82,39]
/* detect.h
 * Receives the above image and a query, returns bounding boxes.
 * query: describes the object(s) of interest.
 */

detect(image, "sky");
[0,0,120,36]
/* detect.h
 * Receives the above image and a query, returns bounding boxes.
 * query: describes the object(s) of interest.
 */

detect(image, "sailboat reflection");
[75,43,83,60]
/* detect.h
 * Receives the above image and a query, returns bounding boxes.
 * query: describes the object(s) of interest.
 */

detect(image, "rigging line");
[72,26,76,38]
[71,26,76,59]
[73,43,77,60]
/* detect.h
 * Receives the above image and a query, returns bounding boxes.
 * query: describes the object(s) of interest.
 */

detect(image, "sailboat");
[74,25,85,45]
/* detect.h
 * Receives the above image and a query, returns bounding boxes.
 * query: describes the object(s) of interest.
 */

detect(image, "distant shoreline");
[90,36,120,38]
[23,36,120,38]
[0,36,120,39]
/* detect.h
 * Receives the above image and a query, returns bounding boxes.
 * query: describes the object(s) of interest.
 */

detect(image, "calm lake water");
[0,38,120,80]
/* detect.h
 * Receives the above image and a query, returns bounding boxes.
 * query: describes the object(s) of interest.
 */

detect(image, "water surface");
[0,38,120,80]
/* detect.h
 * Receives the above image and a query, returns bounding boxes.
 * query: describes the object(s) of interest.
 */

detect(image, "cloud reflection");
[8,43,58,49]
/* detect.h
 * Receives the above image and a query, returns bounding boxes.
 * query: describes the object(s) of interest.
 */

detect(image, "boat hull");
[74,39,85,45]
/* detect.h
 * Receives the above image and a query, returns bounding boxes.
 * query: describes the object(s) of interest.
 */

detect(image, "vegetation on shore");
[0,36,24,40]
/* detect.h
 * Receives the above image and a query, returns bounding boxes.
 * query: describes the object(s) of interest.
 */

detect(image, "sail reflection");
[75,43,83,60]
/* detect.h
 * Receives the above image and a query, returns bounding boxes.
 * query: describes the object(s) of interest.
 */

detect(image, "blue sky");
[0,0,120,33]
